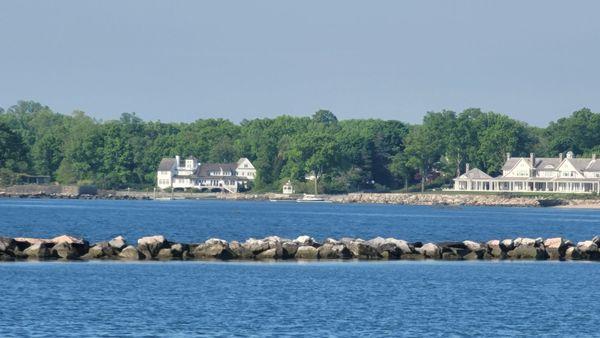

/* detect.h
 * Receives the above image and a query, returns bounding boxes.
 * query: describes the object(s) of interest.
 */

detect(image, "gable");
[237,158,255,170]
[503,158,532,177]
[556,160,584,178]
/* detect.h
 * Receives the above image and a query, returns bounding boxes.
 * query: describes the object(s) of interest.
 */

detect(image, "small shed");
[282,180,294,194]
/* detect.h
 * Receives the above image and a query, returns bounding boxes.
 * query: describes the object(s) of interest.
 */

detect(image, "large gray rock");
[137,235,169,259]
[81,242,115,259]
[0,237,16,253]
[51,235,87,245]
[564,246,582,260]
[295,245,318,259]
[462,240,485,260]
[343,239,380,259]
[294,235,316,247]
[544,237,567,260]
[514,237,537,247]
[366,237,386,248]
[317,244,351,259]
[193,240,236,260]
[255,248,280,260]
[23,242,55,259]
[242,238,270,255]
[486,240,504,258]
[170,243,187,258]
[230,241,254,259]
[109,236,127,250]
[156,248,177,260]
[417,243,441,259]
[282,241,299,258]
[576,241,598,253]
[507,246,547,260]
[576,241,600,260]
[119,245,142,260]
[438,242,470,260]
[51,242,86,259]
[385,238,412,254]
[500,239,515,251]
[463,240,483,252]
[366,237,410,259]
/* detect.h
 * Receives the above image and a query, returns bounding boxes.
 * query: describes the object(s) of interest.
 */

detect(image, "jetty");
[1,234,599,262]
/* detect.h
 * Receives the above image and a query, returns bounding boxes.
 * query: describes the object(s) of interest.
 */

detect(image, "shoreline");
[2,188,600,208]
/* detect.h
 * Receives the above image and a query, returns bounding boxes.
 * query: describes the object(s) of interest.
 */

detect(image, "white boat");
[296,194,331,203]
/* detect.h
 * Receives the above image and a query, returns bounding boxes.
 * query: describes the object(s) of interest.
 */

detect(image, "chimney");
[465,163,470,172]
[593,154,597,161]
[559,153,563,161]
[506,152,511,161]
[530,153,535,166]
[175,155,180,167]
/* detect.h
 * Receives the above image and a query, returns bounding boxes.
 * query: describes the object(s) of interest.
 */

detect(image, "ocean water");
[1,199,600,336]
[1,199,600,242]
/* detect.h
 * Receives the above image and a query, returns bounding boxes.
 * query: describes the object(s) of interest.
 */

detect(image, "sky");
[0,1,599,126]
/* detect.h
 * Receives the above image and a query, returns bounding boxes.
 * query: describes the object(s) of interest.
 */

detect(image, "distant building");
[454,152,600,193]
[282,180,294,194]
[157,156,256,192]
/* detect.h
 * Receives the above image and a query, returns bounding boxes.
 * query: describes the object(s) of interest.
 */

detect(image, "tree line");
[1,100,599,192]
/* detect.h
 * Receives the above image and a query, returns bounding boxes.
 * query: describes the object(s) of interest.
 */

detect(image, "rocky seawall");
[329,193,544,207]
[1,234,599,262]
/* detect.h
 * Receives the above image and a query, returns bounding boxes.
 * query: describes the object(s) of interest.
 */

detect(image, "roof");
[502,156,600,173]
[533,158,561,170]
[458,168,492,180]
[502,158,520,171]
[157,158,176,171]
[566,158,592,172]
[586,160,600,171]
[197,163,238,176]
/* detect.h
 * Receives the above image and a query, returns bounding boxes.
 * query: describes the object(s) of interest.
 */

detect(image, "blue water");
[1,199,600,242]
[1,199,600,336]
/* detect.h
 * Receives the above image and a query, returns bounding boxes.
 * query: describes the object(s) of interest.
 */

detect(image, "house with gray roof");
[157,155,256,192]
[454,151,600,193]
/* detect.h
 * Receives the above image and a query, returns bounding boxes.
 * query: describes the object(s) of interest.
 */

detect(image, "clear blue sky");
[1,1,599,126]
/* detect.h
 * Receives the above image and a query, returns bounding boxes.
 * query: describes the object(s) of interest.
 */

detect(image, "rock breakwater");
[329,193,543,207]
[1,234,599,262]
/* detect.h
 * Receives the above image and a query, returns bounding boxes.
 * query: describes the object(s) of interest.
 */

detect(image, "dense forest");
[1,101,599,193]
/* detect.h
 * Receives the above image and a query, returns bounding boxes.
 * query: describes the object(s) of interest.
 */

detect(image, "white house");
[454,152,600,193]
[157,155,256,192]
